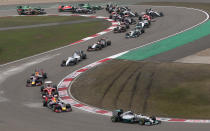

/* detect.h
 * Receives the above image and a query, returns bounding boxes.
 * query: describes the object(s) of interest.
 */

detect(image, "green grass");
[139,2,210,14]
[0,16,91,28]
[0,20,110,64]
[71,60,210,119]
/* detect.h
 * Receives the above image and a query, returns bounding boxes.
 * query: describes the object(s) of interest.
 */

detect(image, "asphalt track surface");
[0,4,210,131]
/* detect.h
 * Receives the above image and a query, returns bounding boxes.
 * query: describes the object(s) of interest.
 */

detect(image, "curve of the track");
[0,5,209,131]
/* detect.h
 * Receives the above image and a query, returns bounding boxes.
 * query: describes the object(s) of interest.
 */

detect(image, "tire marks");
[99,65,130,106]
[142,72,155,114]
[114,67,140,108]
[129,72,141,109]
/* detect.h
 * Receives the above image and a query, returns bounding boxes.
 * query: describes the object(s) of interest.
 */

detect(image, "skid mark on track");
[129,72,142,109]
[114,67,138,108]
[0,90,8,102]
[23,102,43,108]
[142,72,155,114]
[0,53,60,85]
[99,66,130,106]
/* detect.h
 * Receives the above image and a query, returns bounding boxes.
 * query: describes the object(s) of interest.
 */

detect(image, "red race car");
[58,5,74,12]
[41,81,58,96]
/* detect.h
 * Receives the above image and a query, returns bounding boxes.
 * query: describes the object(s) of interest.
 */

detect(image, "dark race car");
[73,8,95,14]
[87,38,111,51]
[113,25,127,33]
[111,109,161,126]
[58,5,75,12]
[98,38,111,48]
[145,8,164,18]
[17,5,46,15]
[26,70,47,87]
[123,17,136,25]
[45,97,72,113]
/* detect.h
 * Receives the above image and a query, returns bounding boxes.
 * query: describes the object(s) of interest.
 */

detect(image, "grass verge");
[71,59,210,119]
[0,19,110,64]
[0,16,91,28]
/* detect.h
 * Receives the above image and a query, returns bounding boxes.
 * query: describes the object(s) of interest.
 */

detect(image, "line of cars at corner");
[106,4,164,38]
[22,3,162,125]
[16,3,103,15]
[26,70,72,113]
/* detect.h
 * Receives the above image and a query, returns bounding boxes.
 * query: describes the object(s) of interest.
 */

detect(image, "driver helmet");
[47,84,51,88]
[35,72,39,76]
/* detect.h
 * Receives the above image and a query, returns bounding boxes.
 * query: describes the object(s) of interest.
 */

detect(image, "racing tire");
[109,15,112,19]
[18,12,22,15]
[126,25,130,29]
[82,54,87,59]
[159,12,164,17]
[53,85,57,90]
[74,59,77,65]
[42,100,47,107]
[139,119,145,125]
[107,41,111,46]
[111,116,118,122]
[43,73,47,79]
[66,104,72,112]
[40,86,44,92]
[130,119,135,123]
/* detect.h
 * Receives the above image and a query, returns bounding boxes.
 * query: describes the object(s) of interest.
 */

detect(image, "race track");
[0,3,209,131]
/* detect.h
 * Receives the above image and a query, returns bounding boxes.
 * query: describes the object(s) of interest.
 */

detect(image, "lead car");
[111,109,161,126]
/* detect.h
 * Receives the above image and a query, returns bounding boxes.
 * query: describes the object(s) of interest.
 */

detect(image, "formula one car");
[73,7,95,14]
[122,10,138,17]
[123,17,136,25]
[42,93,58,106]
[61,50,86,66]
[113,25,127,33]
[45,97,72,113]
[26,76,43,87]
[87,38,111,51]
[26,70,47,87]
[40,81,58,96]
[145,8,163,18]
[98,38,111,48]
[136,20,150,29]
[32,69,47,79]
[120,22,130,29]
[109,12,123,21]
[139,13,152,21]
[87,43,102,51]
[111,110,161,126]
[58,5,75,12]
[125,28,144,38]
[17,5,46,15]
[78,3,103,10]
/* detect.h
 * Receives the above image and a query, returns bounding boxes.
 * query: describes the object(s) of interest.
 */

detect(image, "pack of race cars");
[23,3,163,125]
[106,4,163,38]
[17,3,103,15]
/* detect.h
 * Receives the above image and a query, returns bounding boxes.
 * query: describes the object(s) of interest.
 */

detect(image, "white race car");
[61,50,86,66]
[146,8,163,18]
[136,20,150,29]
[125,28,144,38]
[111,110,161,126]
